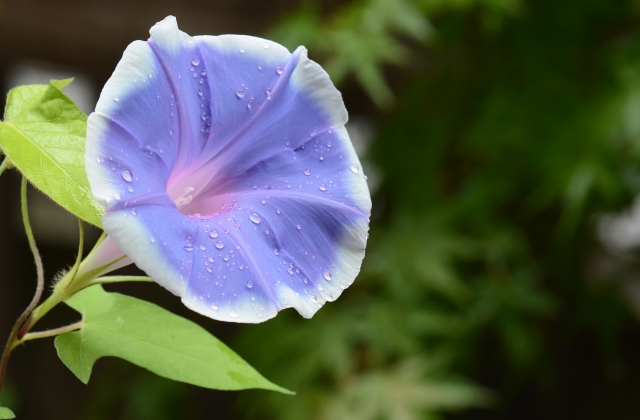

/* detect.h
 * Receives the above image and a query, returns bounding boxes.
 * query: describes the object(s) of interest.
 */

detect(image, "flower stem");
[0,177,45,396]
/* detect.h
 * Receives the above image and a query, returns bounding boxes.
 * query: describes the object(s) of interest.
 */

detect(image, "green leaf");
[0,407,15,419]
[54,285,291,394]
[0,80,103,227]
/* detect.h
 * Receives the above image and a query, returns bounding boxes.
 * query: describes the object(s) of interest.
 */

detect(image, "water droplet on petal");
[266,88,272,96]
[150,237,156,243]
[296,225,301,230]
[229,310,238,318]
[249,213,261,224]
[304,169,311,176]
[350,164,360,174]
[240,48,245,53]
[215,240,225,250]
[263,43,269,49]
[323,272,332,281]
[274,249,279,256]
[318,284,324,291]
[200,244,207,251]
[246,281,253,289]
[319,184,327,191]
[276,66,284,75]
[211,303,219,311]
[236,89,245,98]
[191,57,200,66]
[113,192,121,201]
[113,97,119,102]
[276,208,281,214]
[121,170,132,182]
[198,89,204,97]
[310,296,318,303]
[209,230,219,238]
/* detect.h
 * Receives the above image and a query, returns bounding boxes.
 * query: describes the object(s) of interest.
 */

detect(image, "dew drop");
[252,184,258,190]
[257,64,262,70]
[211,303,219,311]
[198,89,204,97]
[209,229,219,238]
[121,170,132,182]
[229,310,239,318]
[350,164,360,174]
[318,284,324,291]
[266,88,272,96]
[201,69,207,76]
[247,99,253,109]
[206,266,213,273]
[200,244,207,251]
[310,296,318,303]
[240,48,245,53]
[113,192,121,201]
[319,184,327,191]
[215,240,225,250]
[249,213,261,224]
[323,272,332,281]
[113,97,119,102]
[287,267,294,275]
[150,237,156,243]
[201,112,207,121]
[274,249,279,256]
[304,169,311,176]
[276,66,284,75]
[131,208,137,215]
[276,208,281,214]
[208,256,215,263]
[261,200,266,204]
[191,57,200,66]
[263,43,269,49]
[247,281,253,289]
[296,225,301,230]
[327,141,332,148]
[236,89,245,98]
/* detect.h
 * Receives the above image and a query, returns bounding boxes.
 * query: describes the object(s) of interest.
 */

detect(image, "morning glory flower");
[85,16,371,323]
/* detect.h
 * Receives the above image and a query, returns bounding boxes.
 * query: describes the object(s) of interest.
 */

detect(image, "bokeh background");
[3,0,640,419]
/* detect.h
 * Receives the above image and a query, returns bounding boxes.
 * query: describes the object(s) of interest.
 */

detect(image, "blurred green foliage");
[232,0,640,419]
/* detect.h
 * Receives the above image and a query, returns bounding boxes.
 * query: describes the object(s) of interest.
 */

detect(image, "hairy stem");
[0,177,45,396]
[0,156,11,178]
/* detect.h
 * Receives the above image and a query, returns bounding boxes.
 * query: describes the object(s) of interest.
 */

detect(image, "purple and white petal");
[86,16,371,323]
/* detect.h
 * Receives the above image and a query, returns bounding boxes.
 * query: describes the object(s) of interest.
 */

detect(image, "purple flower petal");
[86,16,371,323]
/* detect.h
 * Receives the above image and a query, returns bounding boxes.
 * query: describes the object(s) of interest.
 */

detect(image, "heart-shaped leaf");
[55,285,291,393]
[0,80,103,226]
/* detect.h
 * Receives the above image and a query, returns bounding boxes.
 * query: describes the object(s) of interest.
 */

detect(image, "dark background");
[4,0,640,419]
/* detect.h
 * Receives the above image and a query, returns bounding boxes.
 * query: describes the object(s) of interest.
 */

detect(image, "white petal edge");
[290,48,348,128]
[102,210,187,296]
